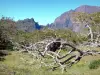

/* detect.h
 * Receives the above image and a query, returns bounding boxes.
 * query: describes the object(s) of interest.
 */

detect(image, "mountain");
[75,5,100,14]
[16,18,42,32]
[53,10,74,29]
[49,5,100,31]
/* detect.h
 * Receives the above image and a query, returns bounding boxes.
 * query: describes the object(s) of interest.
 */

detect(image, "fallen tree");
[14,38,100,73]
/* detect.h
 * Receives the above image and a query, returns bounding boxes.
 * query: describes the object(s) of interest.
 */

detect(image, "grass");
[0,47,100,75]
[89,59,100,69]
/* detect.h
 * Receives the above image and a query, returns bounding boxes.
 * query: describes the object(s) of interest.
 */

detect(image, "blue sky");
[0,0,100,25]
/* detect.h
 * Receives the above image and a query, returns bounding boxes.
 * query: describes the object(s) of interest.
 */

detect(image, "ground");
[0,46,100,75]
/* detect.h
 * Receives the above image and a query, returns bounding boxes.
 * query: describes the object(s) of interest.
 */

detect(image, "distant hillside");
[48,5,100,31]
[16,18,42,32]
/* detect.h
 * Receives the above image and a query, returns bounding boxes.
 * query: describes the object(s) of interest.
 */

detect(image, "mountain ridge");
[48,5,100,31]
[16,18,42,32]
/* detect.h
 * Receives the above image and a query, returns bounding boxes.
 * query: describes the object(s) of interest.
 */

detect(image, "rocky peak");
[75,5,100,13]
[49,5,100,30]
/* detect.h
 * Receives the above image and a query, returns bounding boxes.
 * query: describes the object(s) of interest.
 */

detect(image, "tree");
[0,17,15,50]
[73,12,100,46]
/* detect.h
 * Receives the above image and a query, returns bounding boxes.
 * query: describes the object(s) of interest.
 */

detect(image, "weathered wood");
[13,38,100,73]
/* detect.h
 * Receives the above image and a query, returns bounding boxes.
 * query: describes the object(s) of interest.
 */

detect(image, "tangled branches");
[14,38,100,73]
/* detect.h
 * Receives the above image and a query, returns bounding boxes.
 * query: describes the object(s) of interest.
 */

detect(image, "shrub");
[0,17,15,50]
[89,59,100,69]
[0,27,14,50]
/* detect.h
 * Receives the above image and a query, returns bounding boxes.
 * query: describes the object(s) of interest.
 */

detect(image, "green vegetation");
[0,12,100,75]
[89,59,100,69]
[74,12,100,33]
[14,29,87,45]
[0,20,14,50]
[0,50,100,75]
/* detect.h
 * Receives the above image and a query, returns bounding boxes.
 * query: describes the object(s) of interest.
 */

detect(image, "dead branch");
[12,38,100,73]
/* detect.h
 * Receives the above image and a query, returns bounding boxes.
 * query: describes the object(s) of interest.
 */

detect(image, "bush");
[0,19,14,50]
[14,29,87,45]
[89,59,100,69]
[0,27,14,50]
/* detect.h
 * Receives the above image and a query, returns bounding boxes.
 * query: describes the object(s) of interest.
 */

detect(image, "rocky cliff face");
[54,10,74,29]
[49,5,100,32]
[16,18,42,32]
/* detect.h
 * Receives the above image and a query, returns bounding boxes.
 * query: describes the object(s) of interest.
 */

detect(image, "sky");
[0,0,100,25]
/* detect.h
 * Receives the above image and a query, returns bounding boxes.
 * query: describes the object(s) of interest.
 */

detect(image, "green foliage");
[89,59,100,69]
[0,17,15,50]
[0,26,13,50]
[14,29,87,45]
[74,12,100,33]
[0,16,88,50]
[90,12,100,33]
[0,17,17,35]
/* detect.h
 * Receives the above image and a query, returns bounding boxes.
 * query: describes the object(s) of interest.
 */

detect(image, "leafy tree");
[0,17,16,50]
[73,12,100,44]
